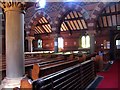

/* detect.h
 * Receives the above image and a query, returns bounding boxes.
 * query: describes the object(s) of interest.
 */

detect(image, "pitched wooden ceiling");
[60,11,88,33]
[97,2,120,28]
[34,16,52,34]
[34,11,88,35]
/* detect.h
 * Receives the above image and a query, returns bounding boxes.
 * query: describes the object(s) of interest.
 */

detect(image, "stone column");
[54,34,58,53]
[87,31,96,54]
[0,2,25,88]
[26,36,35,52]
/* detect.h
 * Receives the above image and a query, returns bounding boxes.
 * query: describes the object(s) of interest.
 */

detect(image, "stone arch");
[26,10,53,35]
[53,3,90,34]
[89,2,111,29]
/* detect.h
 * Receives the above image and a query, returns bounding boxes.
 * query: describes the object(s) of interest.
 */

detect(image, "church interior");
[0,1,120,89]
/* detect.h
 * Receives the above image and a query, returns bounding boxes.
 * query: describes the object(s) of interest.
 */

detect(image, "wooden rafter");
[98,2,120,28]
[64,21,72,35]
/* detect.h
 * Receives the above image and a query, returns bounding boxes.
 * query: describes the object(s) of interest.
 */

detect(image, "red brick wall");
[33,34,54,51]
[60,31,81,51]
[33,31,86,52]
[95,29,110,52]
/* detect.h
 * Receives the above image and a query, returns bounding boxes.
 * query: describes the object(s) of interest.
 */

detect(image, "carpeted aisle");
[97,60,119,89]
[118,60,120,89]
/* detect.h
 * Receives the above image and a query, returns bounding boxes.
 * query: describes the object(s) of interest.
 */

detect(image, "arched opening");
[96,2,120,60]
[59,10,88,51]
[31,15,53,51]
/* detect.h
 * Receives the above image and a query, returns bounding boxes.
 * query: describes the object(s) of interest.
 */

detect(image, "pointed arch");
[26,10,53,35]
[54,4,90,34]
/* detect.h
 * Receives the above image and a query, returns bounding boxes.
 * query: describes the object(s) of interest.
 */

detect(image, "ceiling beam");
[36,23,48,35]
[100,11,120,16]
[64,21,72,35]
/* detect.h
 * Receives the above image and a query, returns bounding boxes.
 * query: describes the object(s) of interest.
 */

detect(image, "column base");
[0,77,23,89]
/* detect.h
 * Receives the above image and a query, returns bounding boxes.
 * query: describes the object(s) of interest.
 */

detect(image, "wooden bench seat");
[32,60,96,90]
[31,59,79,79]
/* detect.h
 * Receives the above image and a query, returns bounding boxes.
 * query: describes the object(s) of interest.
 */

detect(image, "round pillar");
[26,36,35,52]
[1,2,25,88]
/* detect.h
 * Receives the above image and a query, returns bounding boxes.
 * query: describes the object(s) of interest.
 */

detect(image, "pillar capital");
[26,36,35,52]
[0,2,25,13]
[26,36,35,41]
[86,30,96,36]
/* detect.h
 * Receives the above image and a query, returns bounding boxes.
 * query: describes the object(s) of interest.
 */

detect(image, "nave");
[0,1,120,89]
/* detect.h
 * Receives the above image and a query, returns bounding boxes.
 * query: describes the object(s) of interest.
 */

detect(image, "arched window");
[116,40,120,49]
[38,39,42,48]
[58,37,64,51]
[81,35,90,48]
[82,36,86,48]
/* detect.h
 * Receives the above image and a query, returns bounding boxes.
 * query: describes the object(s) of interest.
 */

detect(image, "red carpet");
[97,60,120,89]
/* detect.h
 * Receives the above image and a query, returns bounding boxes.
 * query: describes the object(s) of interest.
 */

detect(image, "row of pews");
[25,52,97,79]
[0,52,93,72]
[32,60,95,90]
[0,52,85,79]
[1,51,105,90]
[19,59,96,90]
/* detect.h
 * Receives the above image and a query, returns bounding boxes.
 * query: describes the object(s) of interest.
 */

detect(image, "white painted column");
[26,36,35,52]
[0,2,25,88]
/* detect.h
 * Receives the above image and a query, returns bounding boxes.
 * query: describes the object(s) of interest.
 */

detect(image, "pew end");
[31,63,40,80]
[78,54,86,63]
[67,54,74,60]
[94,55,104,72]
[20,76,32,90]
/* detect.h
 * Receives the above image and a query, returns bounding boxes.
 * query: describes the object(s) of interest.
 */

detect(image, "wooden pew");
[32,60,96,90]
[0,54,71,80]
[0,53,97,80]
[75,53,97,63]
[31,59,79,79]
[0,53,79,72]
[93,55,104,72]
[20,76,32,90]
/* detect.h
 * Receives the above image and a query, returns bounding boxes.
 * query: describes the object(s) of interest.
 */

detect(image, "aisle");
[97,60,119,89]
